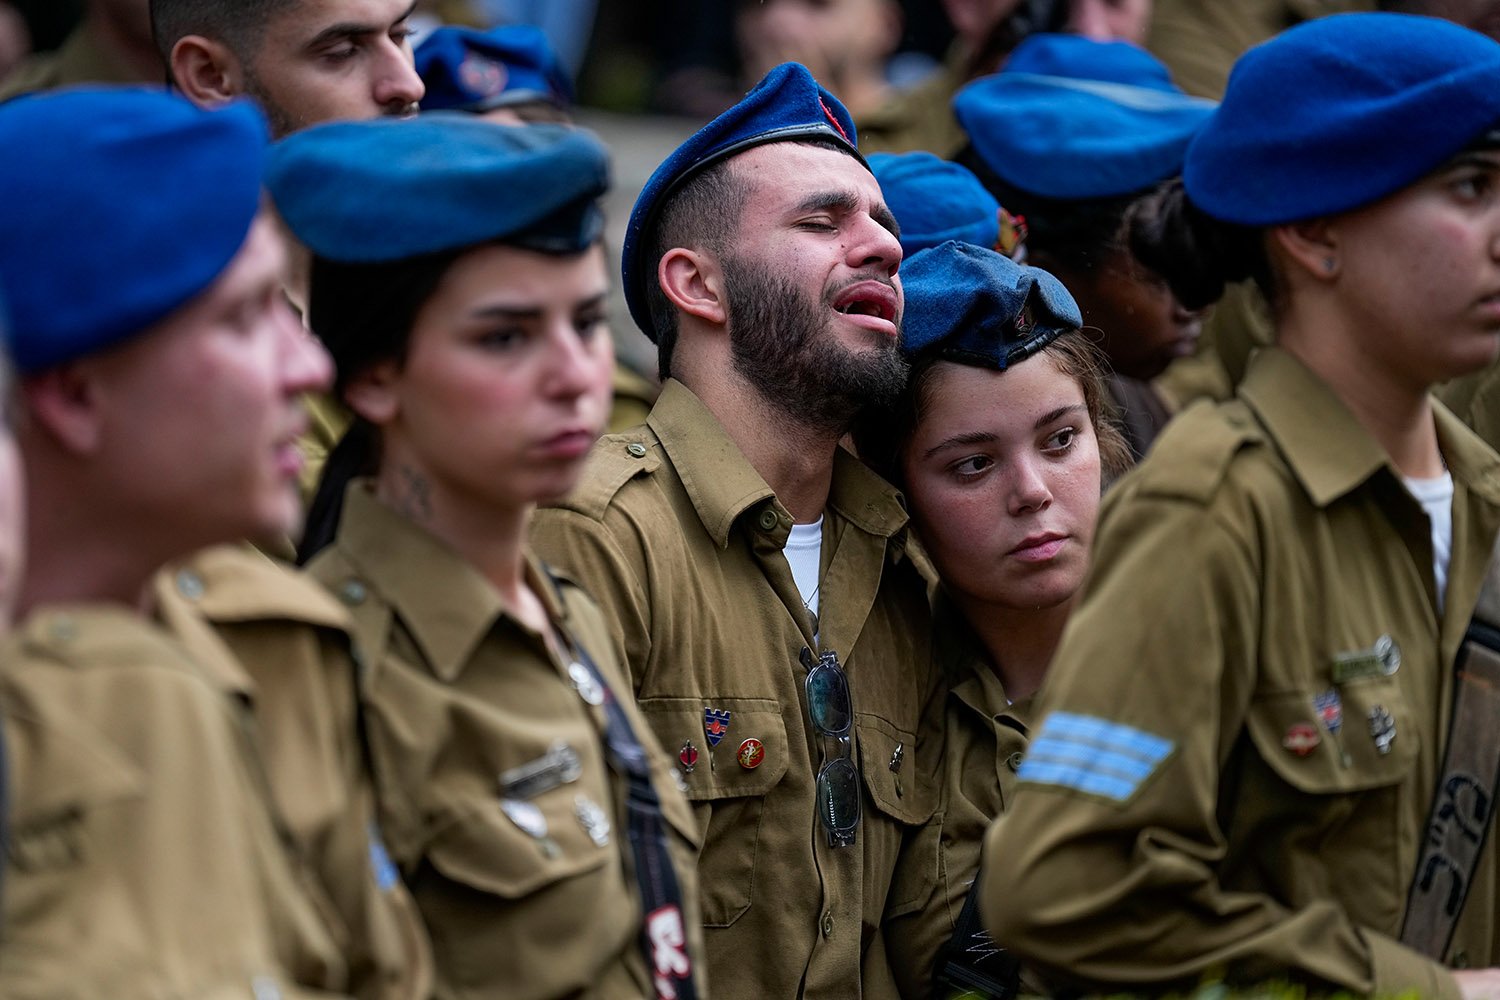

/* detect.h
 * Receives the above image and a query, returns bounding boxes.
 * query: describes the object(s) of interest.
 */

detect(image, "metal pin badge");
[574,794,611,847]
[889,743,904,773]
[501,798,549,840]
[678,740,699,774]
[703,708,731,748]
[737,738,765,770]
[1368,705,1397,755]
[1332,634,1402,683]
[1282,722,1321,757]
[499,741,582,800]
[1313,689,1343,735]
[568,661,605,706]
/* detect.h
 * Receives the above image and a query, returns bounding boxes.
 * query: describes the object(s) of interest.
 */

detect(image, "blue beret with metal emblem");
[868,152,1000,257]
[955,33,1216,200]
[415,24,574,114]
[1186,12,1500,226]
[0,86,269,374]
[902,241,1082,370]
[622,61,865,339]
[266,115,610,262]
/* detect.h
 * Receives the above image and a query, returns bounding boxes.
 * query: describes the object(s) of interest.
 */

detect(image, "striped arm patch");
[1017,711,1174,803]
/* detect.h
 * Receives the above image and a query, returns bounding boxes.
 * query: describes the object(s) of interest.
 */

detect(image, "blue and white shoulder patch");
[1017,711,1174,803]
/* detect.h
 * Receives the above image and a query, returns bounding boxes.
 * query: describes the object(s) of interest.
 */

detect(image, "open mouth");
[831,282,899,325]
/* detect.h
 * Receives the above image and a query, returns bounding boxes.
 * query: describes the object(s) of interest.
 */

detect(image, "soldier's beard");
[722,254,907,437]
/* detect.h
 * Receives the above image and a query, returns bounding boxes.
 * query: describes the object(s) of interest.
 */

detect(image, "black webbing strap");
[932,870,1020,999]
[554,606,697,1000]
[1400,595,1500,959]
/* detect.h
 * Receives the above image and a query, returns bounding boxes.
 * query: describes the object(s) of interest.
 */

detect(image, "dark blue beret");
[1186,13,1500,226]
[954,33,1215,200]
[868,152,1000,256]
[622,62,864,338]
[266,115,609,262]
[415,24,573,114]
[902,241,1082,370]
[0,87,268,375]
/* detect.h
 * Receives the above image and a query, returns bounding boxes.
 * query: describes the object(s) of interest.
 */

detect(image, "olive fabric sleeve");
[979,493,1459,997]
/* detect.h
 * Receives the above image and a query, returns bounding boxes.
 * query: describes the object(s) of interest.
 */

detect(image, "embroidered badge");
[457,53,506,98]
[737,738,765,770]
[1018,711,1174,803]
[703,708,731,748]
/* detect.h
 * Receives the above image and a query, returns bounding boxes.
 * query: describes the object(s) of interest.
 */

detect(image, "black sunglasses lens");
[807,661,852,735]
[817,756,860,842]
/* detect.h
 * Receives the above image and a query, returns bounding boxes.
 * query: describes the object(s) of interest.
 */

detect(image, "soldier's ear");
[343,360,401,428]
[19,364,104,456]
[1269,218,1341,283]
[658,248,728,327]
[170,35,246,109]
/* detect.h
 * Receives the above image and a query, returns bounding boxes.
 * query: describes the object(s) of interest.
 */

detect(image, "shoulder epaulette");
[166,544,349,631]
[1129,400,1264,505]
[548,433,661,520]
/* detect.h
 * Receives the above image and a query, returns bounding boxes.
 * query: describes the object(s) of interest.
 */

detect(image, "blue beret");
[622,62,864,338]
[954,33,1215,200]
[415,24,573,114]
[267,115,609,262]
[0,87,268,375]
[902,241,1082,370]
[868,152,1000,256]
[1186,13,1500,226]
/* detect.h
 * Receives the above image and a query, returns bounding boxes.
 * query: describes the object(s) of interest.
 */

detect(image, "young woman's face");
[901,353,1102,613]
[360,242,614,514]
[1066,246,1204,382]
[1323,149,1500,387]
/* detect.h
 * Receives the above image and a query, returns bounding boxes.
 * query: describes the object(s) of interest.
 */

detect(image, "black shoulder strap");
[547,568,698,1000]
[933,871,1020,999]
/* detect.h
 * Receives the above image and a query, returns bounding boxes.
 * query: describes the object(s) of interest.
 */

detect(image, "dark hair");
[641,136,854,379]
[150,0,297,67]
[956,144,1139,276]
[855,328,1132,492]
[296,249,464,563]
[643,158,745,380]
[1126,177,1274,312]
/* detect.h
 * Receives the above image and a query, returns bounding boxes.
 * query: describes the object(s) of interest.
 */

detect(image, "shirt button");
[1006,752,1023,772]
[175,569,205,601]
[340,579,367,606]
[626,442,648,458]
[758,508,779,531]
[1452,950,1470,969]
[821,911,834,938]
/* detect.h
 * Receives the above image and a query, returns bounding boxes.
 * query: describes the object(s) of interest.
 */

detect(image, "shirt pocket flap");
[423,792,611,900]
[1245,680,1416,795]
[637,697,789,801]
[857,714,932,826]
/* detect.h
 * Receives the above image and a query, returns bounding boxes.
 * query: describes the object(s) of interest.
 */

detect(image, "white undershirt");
[1405,471,1455,614]
[784,517,824,622]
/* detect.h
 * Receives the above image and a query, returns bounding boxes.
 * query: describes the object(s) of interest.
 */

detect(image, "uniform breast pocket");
[1245,675,1417,796]
[637,697,789,927]
[856,713,934,918]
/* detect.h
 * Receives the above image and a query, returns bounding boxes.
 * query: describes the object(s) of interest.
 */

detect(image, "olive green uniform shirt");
[0,606,345,999]
[1439,363,1500,457]
[1146,0,1375,100]
[855,52,968,158]
[982,348,1500,998]
[307,485,704,1000]
[531,379,947,999]
[151,545,434,1000]
[884,594,1031,998]
[0,22,144,101]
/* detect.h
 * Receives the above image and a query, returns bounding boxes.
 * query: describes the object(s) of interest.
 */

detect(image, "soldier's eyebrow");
[470,291,609,320]
[793,190,901,238]
[924,430,996,460]
[305,0,418,49]
[1035,404,1085,430]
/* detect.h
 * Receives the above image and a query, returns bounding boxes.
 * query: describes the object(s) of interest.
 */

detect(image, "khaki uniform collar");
[336,483,568,682]
[647,378,910,547]
[1240,347,1500,509]
[933,590,1024,725]
[56,22,141,86]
